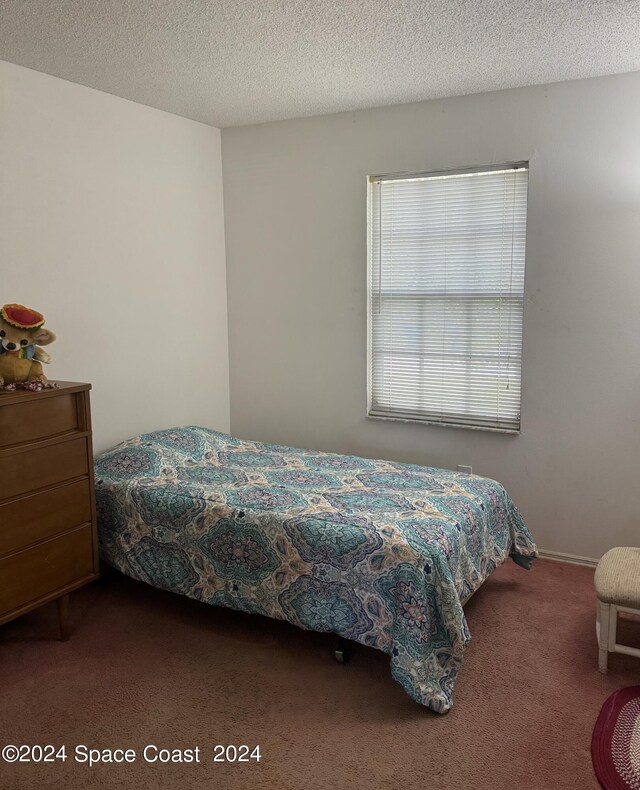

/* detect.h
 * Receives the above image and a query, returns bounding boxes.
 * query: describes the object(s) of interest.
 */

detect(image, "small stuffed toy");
[0,304,57,388]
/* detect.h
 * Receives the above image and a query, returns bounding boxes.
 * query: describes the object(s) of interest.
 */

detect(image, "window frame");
[366,161,529,434]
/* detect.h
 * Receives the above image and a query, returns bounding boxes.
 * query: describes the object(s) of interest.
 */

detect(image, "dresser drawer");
[0,437,89,502]
[0,479,92,555]
[0,524,95,617]
[0,393,79,449]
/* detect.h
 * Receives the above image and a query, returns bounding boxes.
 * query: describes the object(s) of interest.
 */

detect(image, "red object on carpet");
[592,686,640,789]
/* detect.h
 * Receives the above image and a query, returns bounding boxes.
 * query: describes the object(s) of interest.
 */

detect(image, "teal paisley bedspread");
[94,427,537,713]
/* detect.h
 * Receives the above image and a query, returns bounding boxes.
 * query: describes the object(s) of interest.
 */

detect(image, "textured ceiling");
[1,1,639,128]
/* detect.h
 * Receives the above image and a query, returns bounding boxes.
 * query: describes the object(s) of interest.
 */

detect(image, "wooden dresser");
[0,381,99,639]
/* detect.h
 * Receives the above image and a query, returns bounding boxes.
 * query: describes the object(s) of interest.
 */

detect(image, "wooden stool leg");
[56,595,70,642]
[597,599,610,674]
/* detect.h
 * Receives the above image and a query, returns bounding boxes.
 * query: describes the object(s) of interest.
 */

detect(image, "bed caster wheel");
[334,637,350,664]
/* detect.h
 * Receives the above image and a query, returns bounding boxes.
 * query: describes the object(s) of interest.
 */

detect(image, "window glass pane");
[368,165,528,431]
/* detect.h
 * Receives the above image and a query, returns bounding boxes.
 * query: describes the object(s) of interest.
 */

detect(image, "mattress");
[94,426,537,713]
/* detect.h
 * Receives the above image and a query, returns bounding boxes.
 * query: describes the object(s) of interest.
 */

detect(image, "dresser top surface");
[0,382,91,406]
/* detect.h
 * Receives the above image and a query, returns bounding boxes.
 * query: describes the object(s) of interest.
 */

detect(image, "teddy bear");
[0,303,56,387]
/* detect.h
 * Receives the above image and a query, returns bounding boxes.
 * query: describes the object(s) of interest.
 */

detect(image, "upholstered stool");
[595,547,640,673]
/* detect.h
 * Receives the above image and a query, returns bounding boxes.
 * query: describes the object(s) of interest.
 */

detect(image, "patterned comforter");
[94,427,537,713]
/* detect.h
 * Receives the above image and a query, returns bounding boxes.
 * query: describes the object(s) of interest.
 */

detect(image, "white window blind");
[368,163,528,432]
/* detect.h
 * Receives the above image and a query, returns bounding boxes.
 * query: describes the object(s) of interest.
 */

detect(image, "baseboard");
[537,549,598,568]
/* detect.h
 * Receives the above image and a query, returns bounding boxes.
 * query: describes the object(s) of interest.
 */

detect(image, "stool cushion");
[595,547,640,608]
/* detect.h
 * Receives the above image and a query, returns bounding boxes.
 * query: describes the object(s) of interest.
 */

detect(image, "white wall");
[0,61,230,453]
[222,71,640,560]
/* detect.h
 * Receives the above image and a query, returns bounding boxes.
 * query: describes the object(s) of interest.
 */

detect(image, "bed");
[94,426,537,713]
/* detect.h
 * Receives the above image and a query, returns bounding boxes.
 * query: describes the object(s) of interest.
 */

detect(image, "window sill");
[367,413,520,435]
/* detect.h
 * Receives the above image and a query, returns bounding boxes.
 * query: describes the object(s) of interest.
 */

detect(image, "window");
[367,163,528,432]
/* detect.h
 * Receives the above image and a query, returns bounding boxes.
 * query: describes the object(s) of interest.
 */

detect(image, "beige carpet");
[1,558,639,790]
